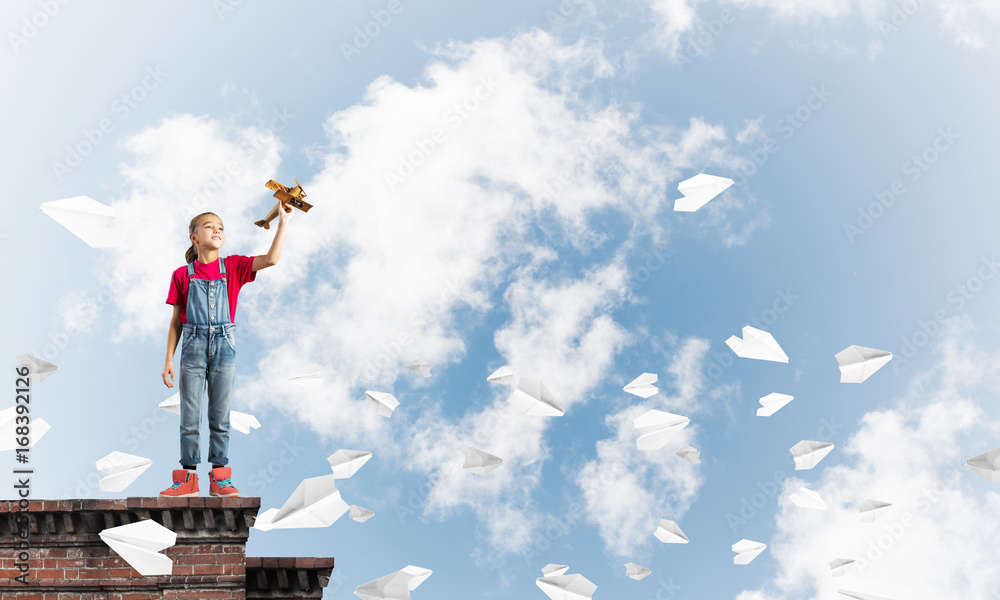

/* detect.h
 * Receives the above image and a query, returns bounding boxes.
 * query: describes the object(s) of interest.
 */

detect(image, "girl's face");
[191,214,225,253]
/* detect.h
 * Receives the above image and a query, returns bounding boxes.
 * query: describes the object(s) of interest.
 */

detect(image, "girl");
[159,200,292,497]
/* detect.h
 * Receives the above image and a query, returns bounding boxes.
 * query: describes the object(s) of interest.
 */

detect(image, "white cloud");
[737,318,1000,599]
[575,336,717,557]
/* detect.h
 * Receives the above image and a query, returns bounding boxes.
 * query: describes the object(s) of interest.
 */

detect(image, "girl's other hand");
[162,362,175,388]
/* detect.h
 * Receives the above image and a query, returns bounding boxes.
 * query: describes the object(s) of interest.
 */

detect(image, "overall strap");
[186,263,195,276]
[219,256,227,277]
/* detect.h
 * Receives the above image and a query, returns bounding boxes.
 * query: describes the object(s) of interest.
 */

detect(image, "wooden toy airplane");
[255,179,313,229]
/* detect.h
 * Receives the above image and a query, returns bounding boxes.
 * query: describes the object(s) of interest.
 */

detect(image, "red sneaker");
[209,466,239,497]
[159,470,199,497]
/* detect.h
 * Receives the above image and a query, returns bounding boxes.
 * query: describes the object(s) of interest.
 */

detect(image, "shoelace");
[215,478,233,487]
[170,480,187,489]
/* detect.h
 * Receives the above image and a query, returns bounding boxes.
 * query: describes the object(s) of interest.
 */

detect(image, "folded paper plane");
[406,359,432,378]
[757,393,793,417]
[790,440,834,470]
[99,519,177,576]
[624,562,651,580]
[966,446,1000,482]
[39,196,119,248]
[328,449,372,479]
[349,505,375,523]
[541,564,570,577]
[0,406,51,451]
[355,565,432,600]
[96,451,152,492]
[623,373,658,398]
[508,377,564,416]
[789,487,828,510]
[858,499,892,523]
[836,346,892,383]
[230,410,261,434]
[16,354,59,382]
[462,447,504,475]
[732,539,766,565]
[634,410,690,451]
[366,391,400,417]
[487,365,516,385]
[289,363,323,388]
[838,591,895,600]
[726,326,788,363]
[536,573,597,600]
[673,173,734,212]
[158,393,180,414]
[653,519,689,543]
[675,445,701,464]
[253,474,350,531]
[829,558,855,577]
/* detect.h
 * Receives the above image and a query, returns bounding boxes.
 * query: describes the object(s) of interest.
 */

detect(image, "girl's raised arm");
[252,198,293,272]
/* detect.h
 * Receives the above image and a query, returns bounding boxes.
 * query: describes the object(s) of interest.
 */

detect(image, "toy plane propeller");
[256,179,312,229]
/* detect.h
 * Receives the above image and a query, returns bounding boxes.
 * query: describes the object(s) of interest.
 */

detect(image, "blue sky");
[3,1,1000,598]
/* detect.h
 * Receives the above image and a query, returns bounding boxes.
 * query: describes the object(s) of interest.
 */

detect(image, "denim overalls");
[179,257,236,468]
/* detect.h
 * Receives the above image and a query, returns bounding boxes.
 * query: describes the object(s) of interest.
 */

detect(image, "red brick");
[220,497,241,508]
[193,564,225,575]
[294,557,315,568]
[35,568,64,578]
[109,567,135,577]
[156,497,189,508]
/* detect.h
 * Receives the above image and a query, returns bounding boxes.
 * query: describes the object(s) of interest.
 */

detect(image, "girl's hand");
[162,362,175,388]
[278,198,293,224]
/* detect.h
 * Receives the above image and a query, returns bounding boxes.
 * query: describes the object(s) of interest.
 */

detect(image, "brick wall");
[0,498,336,600]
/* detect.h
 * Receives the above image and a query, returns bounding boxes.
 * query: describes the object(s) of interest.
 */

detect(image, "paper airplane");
[732,539,766,565]
[0,406,51,451]
[406,359,432,378]
[789,487,828,510]
[838,591,895,600]
[966,446,1000,483]
[99,519,177,576]
[328,449,372,479]
[355,565,432,600]
[96,451,152,492]
[634,410,690,451]
[39,196,120,248]
[790,440,834,470]
[289,363,323,388]
[507,377,564,416]
[230,410,261,434]
[836,345,892,383]
[462,447,504,475]
[349,505,375,523]
[756,393,793,417]
[158,393,180,414]
[623,373,658,398]
[536,573,597,600]
[829,558,855,577]
[653,519,689,543]
[673,173,734,212]
[726,326,789,363]
[16,354,59,382]
[365,391,400,417]
[541,564,570,577]
[858,499,892,523]
[487,365,515,385]
[675,445,701,464]
[253,474,350,531]
[624,562,651,580]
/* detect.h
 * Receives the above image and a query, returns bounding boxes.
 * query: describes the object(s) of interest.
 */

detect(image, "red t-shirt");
[166,255,257,324]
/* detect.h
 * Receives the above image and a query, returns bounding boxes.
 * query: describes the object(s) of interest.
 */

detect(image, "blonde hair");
[185,212,220,263]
